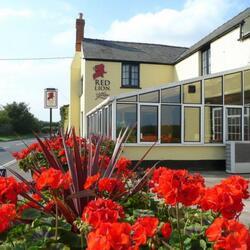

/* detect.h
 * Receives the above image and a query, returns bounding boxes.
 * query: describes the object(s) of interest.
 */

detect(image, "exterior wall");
[82,60,174,136]
[174,52,200,81]
[211,27,250,73]
[69,52,81,134]
[122,145,225,161]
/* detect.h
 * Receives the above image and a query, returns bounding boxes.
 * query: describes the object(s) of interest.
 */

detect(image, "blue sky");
[0,0,249,121]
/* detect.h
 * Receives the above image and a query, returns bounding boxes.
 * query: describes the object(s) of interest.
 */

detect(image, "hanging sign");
[44,88,58,109]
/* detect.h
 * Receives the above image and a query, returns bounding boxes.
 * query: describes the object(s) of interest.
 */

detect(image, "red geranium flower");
[0,204,16,233]
[87,222,132,250]
[82,198,125,228]
[206,217,250,250]
[133,216,159,238]
[84,173,100,189]
[0,176,28,204]
[116,157,132,176]
[151,167,205,206]
[98,178,125,194]
[35,168,72,190]
[161,222,172,240]
[200,175,249,219]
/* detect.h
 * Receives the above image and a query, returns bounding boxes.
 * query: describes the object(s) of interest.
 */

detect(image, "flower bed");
[0,130,249,249]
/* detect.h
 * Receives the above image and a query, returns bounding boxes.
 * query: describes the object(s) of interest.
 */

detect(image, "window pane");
[122,63,139,87]
[161,105,181,143]
[116,104,137,143]
[184,107,200,142]
[161,86,180,103]
[140,106,158,142]
[103,108,108,136]
[140,91,159,103]
[108,105,112,137]
[183,81,201,104]
[117,95,137,102]
[244,70,250,104]
[205,77,223,104]
[244,107,250,140]
[224,72,242,105]
[204,106,223,143]
[226,108,242,141]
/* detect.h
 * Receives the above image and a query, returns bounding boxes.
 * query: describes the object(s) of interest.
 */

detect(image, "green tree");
[4,102,40,134]
[0,108,13,135]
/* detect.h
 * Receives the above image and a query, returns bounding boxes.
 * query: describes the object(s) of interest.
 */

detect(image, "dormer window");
[201,46,211,76]
[241,16,250,39]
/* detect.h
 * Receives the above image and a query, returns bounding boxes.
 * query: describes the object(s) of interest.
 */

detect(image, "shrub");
[1,129,249,249]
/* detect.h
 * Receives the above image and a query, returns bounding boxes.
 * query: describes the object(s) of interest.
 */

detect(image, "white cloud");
[101,0,244,46]
[0,8,33,20]
[51,30,75,47]
[0,60,71,121]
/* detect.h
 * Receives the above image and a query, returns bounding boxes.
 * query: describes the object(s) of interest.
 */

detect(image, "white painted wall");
[174,52,200,81]
[211,27,250,73]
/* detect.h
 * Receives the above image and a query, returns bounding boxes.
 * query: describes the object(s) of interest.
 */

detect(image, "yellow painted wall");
[122,145,225,161]
[69,52,81,134]
[84,61,174,114]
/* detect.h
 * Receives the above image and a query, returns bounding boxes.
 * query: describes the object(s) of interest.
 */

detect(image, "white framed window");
[201,46,211,76]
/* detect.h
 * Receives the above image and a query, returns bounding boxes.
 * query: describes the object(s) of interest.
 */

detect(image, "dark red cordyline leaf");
[61,131,80,215]
[34,133,61,170]
[66,189,96,200]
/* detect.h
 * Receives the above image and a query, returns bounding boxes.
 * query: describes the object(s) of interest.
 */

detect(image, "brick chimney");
[75,13,85,52]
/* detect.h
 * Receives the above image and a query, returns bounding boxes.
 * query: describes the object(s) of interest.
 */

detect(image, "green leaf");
[200,239,207,250]
[22,208,42,220]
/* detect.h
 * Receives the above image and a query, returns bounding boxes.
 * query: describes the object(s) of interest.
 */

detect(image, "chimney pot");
[79,13,83,19]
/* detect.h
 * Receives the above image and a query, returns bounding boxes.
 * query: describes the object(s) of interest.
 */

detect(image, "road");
[0,138,37,179]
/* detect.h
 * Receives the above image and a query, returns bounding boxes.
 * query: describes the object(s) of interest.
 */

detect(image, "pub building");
[67,9,250,171]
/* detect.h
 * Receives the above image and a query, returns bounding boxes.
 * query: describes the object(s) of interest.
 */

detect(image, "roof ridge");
[84,37,189,49]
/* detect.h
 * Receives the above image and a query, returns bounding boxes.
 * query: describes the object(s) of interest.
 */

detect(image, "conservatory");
[86,66,250,165]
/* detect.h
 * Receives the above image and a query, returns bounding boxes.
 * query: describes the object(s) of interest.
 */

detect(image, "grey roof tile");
[83,38,188,64]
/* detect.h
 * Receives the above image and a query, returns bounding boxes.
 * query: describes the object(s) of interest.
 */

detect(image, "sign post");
[44,88,58,138]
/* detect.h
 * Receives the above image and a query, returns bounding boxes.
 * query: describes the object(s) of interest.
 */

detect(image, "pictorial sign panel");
[44,88,58,109]
[93,64,111,100]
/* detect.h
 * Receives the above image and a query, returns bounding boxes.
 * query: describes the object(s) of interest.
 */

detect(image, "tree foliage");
[0,102,40,135]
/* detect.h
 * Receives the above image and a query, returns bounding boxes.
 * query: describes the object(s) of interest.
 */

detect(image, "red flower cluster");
[200,176,249,219]
[206,217,250,249]
[87,222,133,250]
[151,167,205,206]
[0,204,16,233]
[84,173,100,189]
[12,143,41,160]
[98,178,125,194]
[35,168,72,190]
[12,136,86,163]
[87,216,160,250]
[131,216,159,246]
[161,222,172,239]
[115,157,132,176]
[82,198,125,228]
[0,176,28,204]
